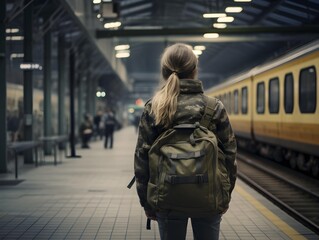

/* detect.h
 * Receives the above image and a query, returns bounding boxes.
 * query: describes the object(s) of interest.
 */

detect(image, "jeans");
[156,213,221,240]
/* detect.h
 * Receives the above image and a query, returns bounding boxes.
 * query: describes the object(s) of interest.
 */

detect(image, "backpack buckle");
[167,175,176,184]
[196,174,204,184]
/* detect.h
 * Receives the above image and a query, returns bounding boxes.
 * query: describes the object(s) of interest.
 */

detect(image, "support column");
[92,77,98,115]
[58,34,66,137]
[0,0,7,172]
[86,69,94,116]
[77,74,84,125]
[43,17,52,153]
[23,0,34,163]
[68,49,80,158]
[43,20,52,144]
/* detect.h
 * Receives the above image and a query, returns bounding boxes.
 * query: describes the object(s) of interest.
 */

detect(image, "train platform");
[0,126,318,240]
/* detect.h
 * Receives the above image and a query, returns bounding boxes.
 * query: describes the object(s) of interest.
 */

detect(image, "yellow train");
[206,40,319,177]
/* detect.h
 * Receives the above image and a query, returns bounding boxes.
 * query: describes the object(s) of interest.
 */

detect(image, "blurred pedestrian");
[103,109,116,149]
[93,111,103,140]
[79,114,93,149]
[7,110,20,142]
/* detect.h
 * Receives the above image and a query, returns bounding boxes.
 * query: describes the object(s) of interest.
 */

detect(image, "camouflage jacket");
[134,78,237,211]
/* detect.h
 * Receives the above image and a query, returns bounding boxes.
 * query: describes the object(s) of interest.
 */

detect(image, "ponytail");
[151,73,180,128]
[151,43,197,128]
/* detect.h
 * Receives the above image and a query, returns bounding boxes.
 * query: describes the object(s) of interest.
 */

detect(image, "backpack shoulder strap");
[200,95,218,129]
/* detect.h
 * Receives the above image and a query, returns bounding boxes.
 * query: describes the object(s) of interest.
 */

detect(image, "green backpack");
[146,96,231,217]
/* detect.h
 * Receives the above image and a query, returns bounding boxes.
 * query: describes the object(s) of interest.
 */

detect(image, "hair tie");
[172,71,178,75]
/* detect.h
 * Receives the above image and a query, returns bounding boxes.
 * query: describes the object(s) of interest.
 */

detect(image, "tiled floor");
[0,126,318,239]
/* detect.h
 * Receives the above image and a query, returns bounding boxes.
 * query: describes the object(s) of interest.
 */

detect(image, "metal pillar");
[68,49,80,158]
[58,34,66,137]
[0,0,7,172]
[78,75,84,127]
[92,77,98,116]
[23,0,34,163]
[86,69,95,117]
[43,16,52,153]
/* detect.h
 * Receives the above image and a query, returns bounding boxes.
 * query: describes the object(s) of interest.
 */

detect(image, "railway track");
[237,152,319,235]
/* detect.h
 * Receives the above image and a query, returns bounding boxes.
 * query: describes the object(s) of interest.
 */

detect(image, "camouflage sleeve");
[214,100,237,195]
[134,104,158,211]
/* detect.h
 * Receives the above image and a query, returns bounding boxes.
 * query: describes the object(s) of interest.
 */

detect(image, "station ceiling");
[4,0,319,104]
[95,0,319,101]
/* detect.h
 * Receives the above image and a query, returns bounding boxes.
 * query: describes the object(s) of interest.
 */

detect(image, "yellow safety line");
[235,185,307,240]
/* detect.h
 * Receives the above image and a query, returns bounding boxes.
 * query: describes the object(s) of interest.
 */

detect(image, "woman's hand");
[145,210,157,221]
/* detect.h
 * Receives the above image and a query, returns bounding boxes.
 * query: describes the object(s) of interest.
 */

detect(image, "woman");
[134,43,237,240]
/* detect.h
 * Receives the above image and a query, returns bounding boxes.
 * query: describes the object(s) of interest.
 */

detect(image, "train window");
[284,73,294,113]
[241,87,248,114]
[228,92,232,114]
[233,90,239,114]
[257,82,265,114]
[223,93,227,111]
[299,66,316,113]
[269,78,279,113]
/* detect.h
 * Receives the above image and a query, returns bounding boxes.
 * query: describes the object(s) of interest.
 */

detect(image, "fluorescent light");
[93,0,101,4]
[225,7,243,13]
[203,33,219,38]
[10,53,24,59]
[194,45,206,51]
[234,0,251,2]
[115,44,130,51]
[217,16,234,22]
[203,13,226,18]
[6,28,19,33]
[213,23,227,28]
[104,21,121,29]
[193,50,202,55]
[6,36,24,41]
[116,52,130,58]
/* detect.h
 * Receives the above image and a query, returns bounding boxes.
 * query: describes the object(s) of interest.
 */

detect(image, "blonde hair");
[151,43,198,128]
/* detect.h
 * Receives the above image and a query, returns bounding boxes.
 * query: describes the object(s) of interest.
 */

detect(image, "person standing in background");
[93,111,103,140]
[79,114,93,149]
[103,109,116,149]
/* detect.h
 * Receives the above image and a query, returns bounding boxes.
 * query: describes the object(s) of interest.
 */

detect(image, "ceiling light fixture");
[6,36,24,41]
[234,0,251,2]
[213,23,227,28]
[203,33,219,38]
[93,0,101,4]
[193,50,203,56]
[203,13,226,18]
[115,44,130,51]
[217,16,234,22]
[104,21,121,29]
[10,53,24,60]
[225,7,243,13]
[194,45,206,51]
[116,51,130,58]
[6,28,19,33]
